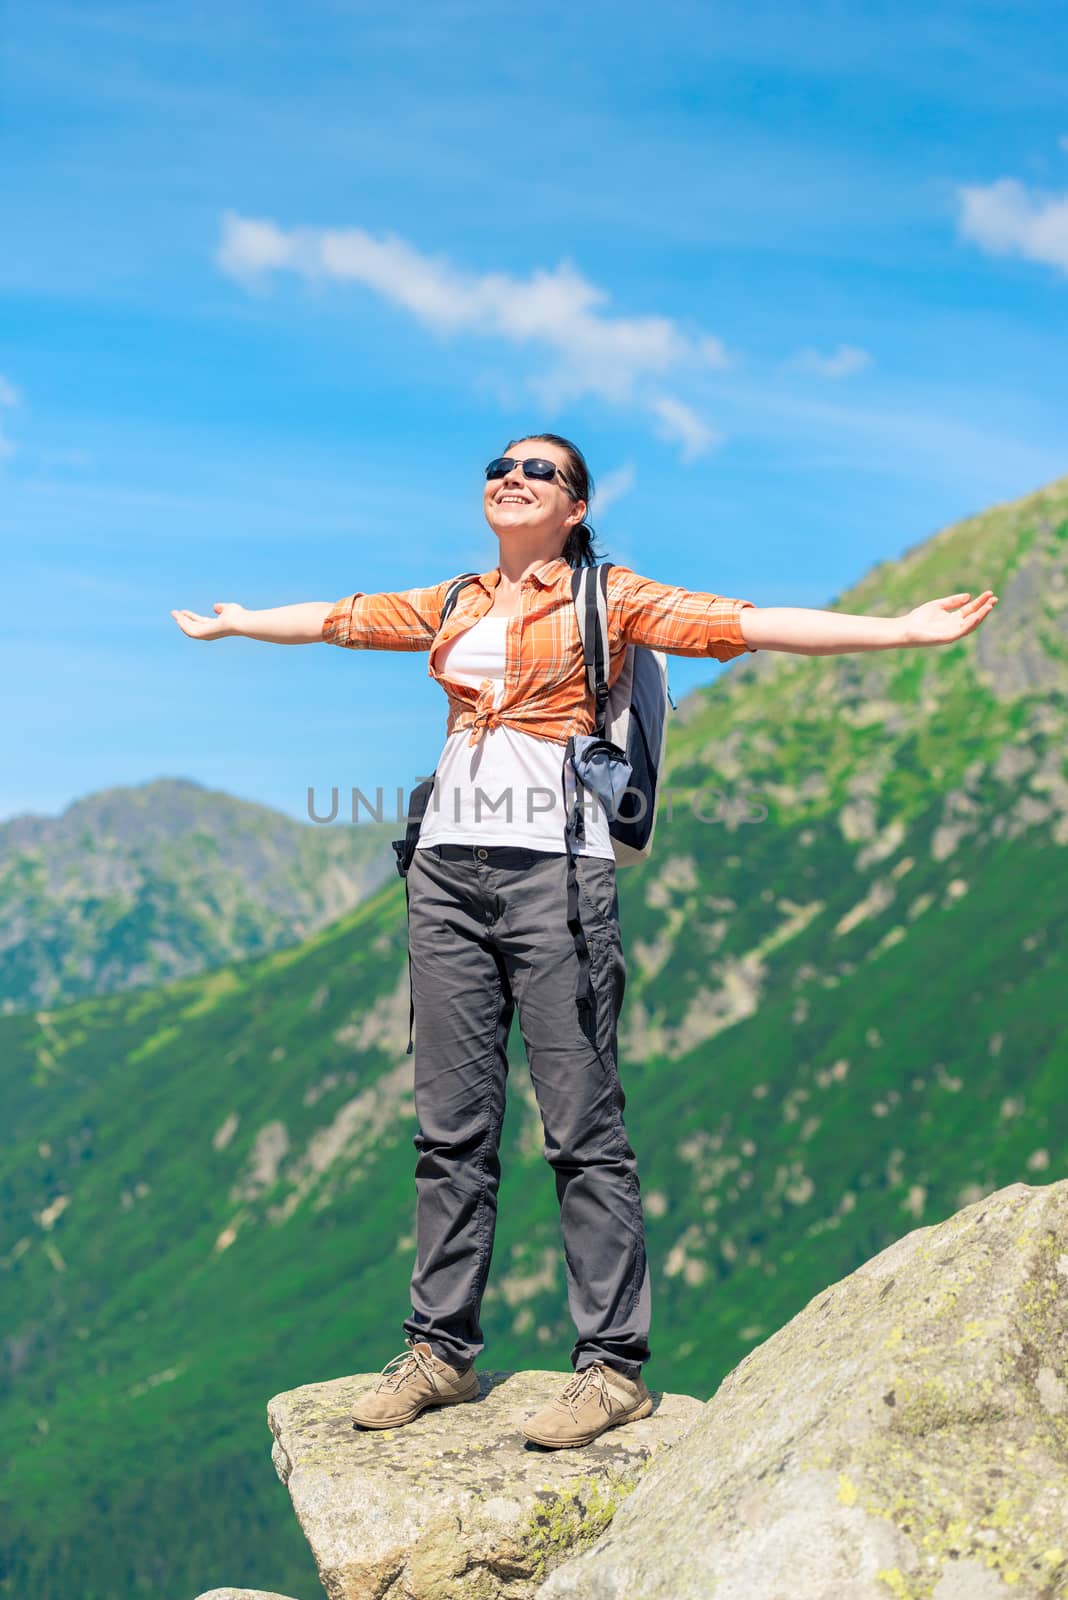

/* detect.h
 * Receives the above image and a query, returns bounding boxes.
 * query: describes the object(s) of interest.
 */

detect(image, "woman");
[171,433,997,1450]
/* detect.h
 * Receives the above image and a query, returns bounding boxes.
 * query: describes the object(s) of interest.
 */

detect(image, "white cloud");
[789,344,871,379]
[215,212,731,455]
[648,396,722,463]
[592,463,636,514]
[958,177,1068,276]
[1060,135,1068,154]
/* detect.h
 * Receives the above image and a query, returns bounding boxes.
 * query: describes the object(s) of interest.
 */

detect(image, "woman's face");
[482,437,586,549]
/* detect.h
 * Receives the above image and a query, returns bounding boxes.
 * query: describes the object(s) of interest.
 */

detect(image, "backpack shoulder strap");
[571,562,613,737]
[438,572,482,630]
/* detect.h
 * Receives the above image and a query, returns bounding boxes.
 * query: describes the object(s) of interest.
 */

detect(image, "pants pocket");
[575,855,620,942]
[573,858,626,1065]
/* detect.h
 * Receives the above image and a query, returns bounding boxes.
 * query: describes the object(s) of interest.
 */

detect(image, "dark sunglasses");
[485,456,577,497]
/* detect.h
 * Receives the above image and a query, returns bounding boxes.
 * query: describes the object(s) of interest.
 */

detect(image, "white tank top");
[415,614,614,858]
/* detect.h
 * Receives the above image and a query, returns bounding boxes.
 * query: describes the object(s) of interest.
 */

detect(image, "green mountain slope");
[2,473,1067,1599]
[0,778,397,1016]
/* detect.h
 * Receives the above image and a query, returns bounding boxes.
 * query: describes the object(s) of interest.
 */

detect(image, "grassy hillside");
[0,778,397,1015]
[2,473,1067,1598]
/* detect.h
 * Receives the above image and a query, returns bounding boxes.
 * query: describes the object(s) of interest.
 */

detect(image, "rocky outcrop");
[194,1591,306,1599]
[535,1180,1068,1600]
[200,1183,1068,1598]
[267,1367,702,1599]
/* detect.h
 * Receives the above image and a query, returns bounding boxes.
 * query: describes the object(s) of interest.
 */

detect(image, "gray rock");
[194,1591,306,1599]
[267,1367,703,1599]
[534,1180,1068,1599]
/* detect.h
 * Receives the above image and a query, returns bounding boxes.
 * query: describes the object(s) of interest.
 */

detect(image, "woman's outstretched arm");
[608,567,999,659]
[170,601,335,643]
[739,589,998,655]
[172,575,461,648]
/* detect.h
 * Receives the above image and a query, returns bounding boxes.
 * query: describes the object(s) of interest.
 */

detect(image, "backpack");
[566,561,675,867]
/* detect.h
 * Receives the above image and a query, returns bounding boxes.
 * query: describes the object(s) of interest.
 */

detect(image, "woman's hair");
[503,432,603,568]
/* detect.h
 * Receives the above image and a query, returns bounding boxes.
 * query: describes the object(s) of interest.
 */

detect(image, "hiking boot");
[520,1360,654,1448]
[351,1336,479,1429]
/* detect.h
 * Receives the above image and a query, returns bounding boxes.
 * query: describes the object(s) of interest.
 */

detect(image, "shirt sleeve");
[606,566,758,660]
[321,578,457,652]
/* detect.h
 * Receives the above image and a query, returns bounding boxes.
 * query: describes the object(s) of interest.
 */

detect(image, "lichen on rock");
[266,1365,702,1600]
[518,1467,648,1582]
[535,1181,1068,1600]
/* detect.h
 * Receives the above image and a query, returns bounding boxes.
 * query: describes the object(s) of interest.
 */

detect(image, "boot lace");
[558,1362,612,1420]
[374,1337,439,1394]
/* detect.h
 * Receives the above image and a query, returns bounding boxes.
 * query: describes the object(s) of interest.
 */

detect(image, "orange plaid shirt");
[322,553,757,749]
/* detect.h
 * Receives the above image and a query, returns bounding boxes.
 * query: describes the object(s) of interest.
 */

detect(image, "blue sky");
[3,0,1067,825]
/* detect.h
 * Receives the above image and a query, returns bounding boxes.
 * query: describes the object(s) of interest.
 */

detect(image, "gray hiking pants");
[401,841,652,1379]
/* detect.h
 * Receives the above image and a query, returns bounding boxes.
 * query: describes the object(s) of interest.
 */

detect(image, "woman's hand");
[903,590,998,647]
[170,602,247,640]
